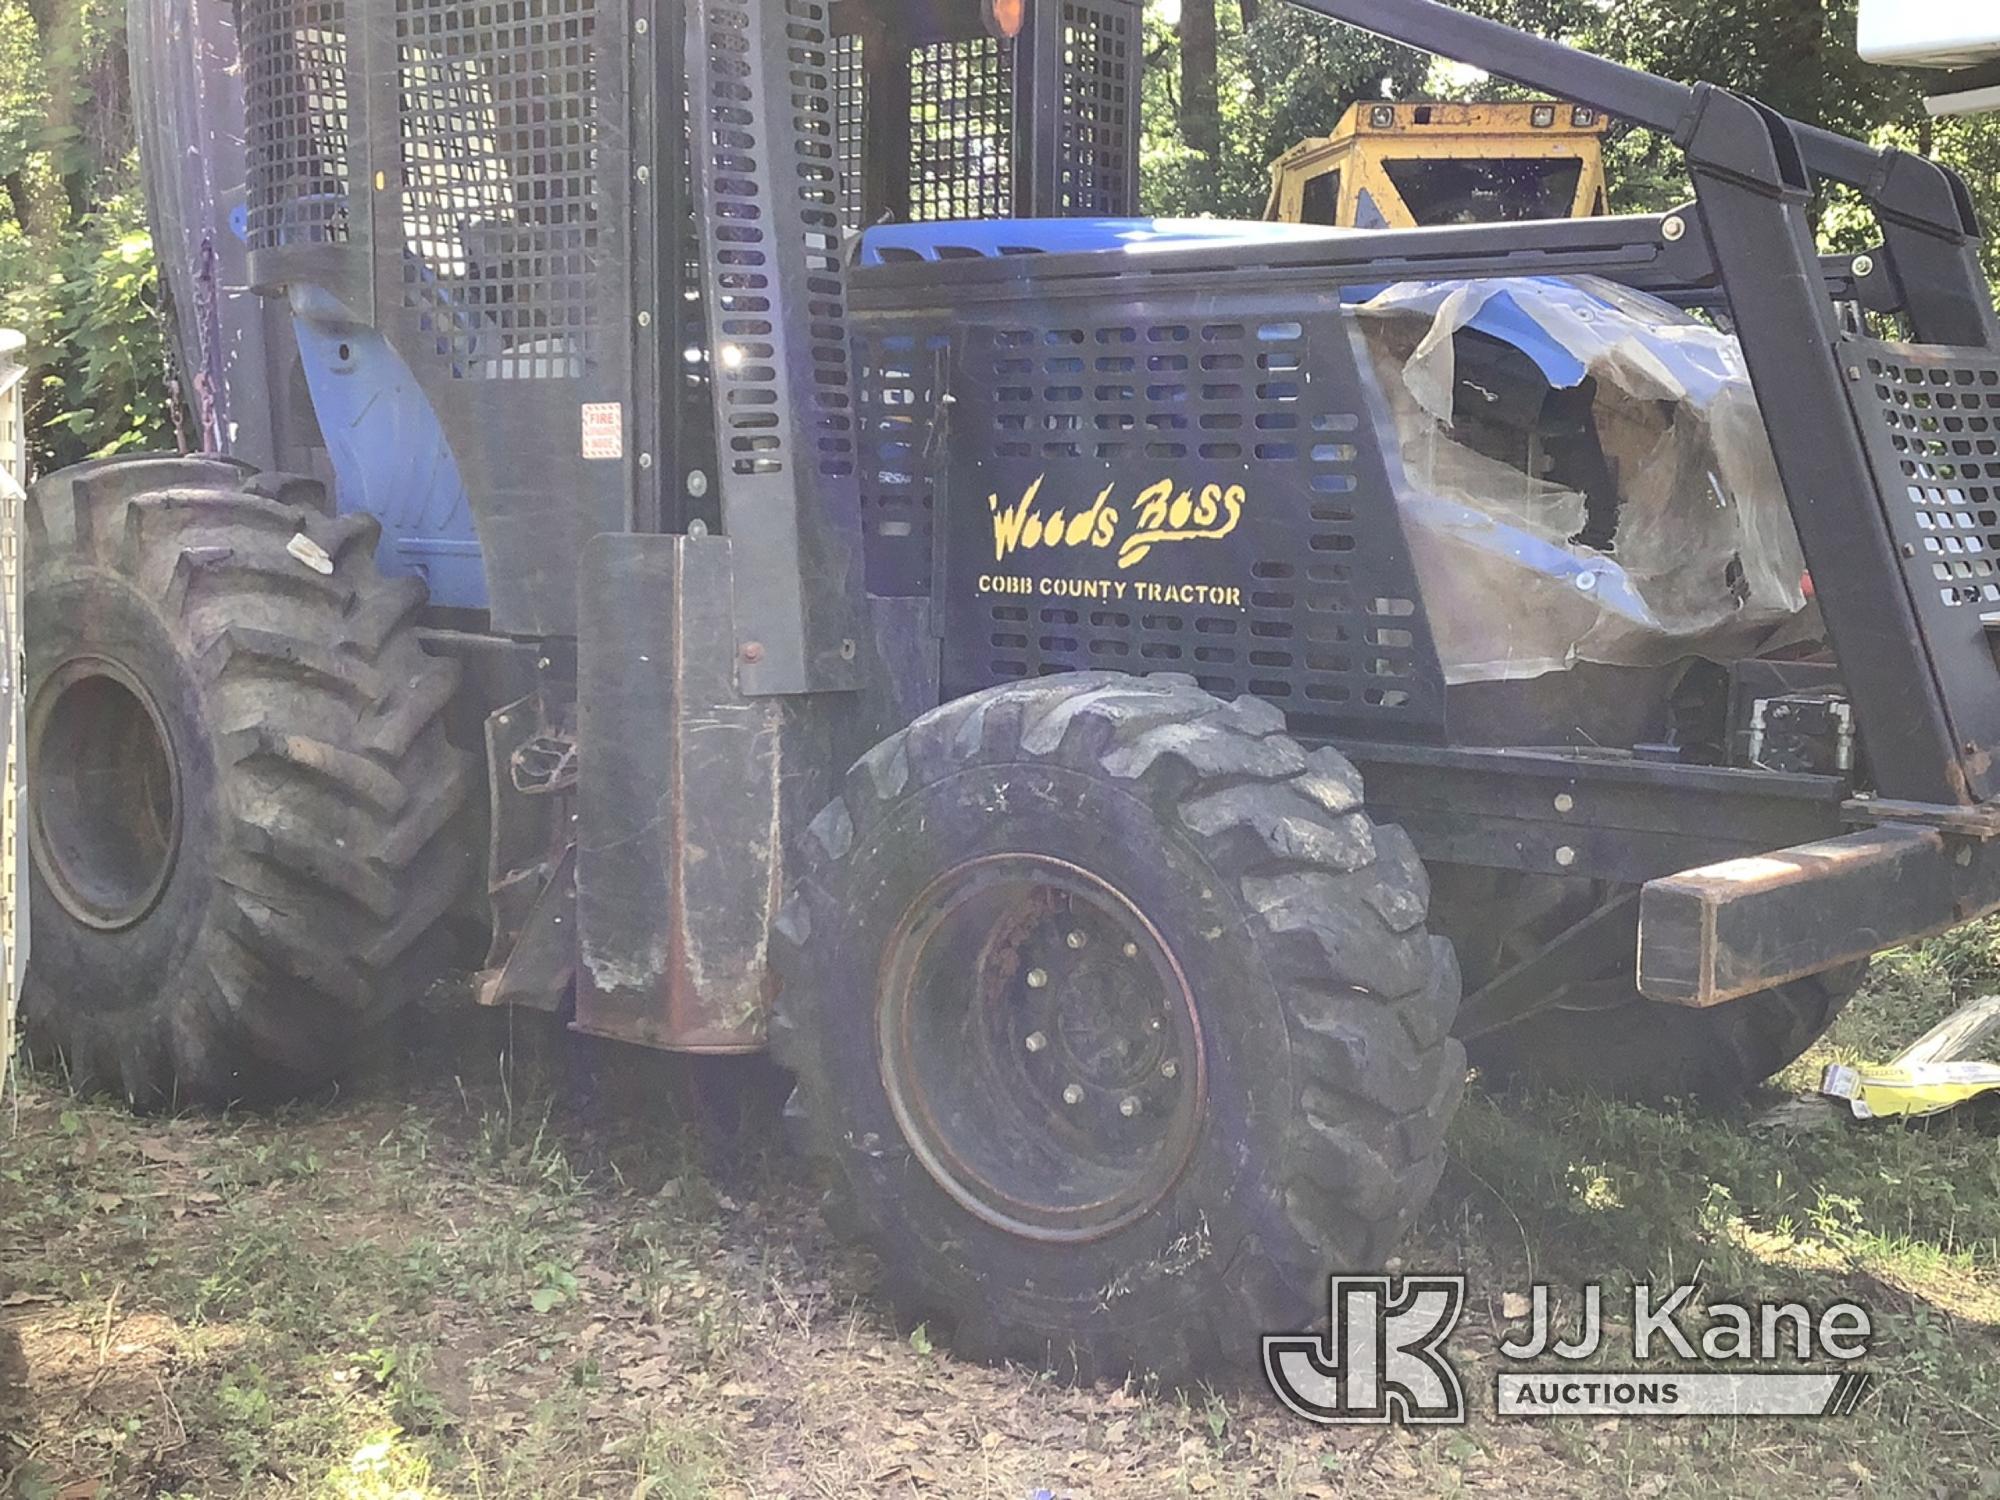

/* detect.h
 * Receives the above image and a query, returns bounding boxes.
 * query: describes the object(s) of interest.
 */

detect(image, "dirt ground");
[5,948,2000,1499]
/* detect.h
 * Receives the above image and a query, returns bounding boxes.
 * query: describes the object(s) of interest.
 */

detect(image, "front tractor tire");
[772,674,1465,1382]
[21,456,472,1105]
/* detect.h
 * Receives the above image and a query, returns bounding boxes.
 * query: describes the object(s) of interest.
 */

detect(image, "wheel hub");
[27,656,183,930]
[878,853,1207,1243]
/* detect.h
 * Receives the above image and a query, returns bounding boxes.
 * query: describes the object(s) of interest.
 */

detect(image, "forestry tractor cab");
[21,0,2000,1378]
[1264,98,1610,228]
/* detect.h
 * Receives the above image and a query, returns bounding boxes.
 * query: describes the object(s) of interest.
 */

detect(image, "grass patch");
[3,945,1999,1496]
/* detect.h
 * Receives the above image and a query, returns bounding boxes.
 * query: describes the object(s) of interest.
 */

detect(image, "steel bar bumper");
[1638,820,2000,1006]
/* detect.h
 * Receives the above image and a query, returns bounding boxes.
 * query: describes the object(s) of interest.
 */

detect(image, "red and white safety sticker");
[581,403,624,461]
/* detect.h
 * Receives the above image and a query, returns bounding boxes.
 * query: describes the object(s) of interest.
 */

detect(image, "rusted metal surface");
[1845,797,2000,840]
[1638,818,2000,1006]
[481,693,566,980]
[570,533,823,1052]
[478,845,575,1012]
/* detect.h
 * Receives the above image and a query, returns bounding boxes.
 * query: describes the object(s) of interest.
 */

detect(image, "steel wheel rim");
[878,852,1208,1244]
[28,655,184,931]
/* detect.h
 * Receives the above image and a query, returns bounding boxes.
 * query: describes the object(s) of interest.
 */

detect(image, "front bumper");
[1639,806,2000,1005]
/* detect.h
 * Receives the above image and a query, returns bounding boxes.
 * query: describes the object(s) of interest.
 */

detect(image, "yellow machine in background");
[1264,100,1610,228]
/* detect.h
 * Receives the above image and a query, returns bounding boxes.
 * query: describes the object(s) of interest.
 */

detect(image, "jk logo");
[1263,1276,1468,1425]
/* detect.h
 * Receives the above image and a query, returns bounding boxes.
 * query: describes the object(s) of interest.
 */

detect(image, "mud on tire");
[771,673,1465,1382]
[21,455,473,1105]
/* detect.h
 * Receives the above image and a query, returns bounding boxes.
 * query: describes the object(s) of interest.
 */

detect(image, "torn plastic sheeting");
[1346,279,1590,394]
[1401,495,1660,627]
[1358,275,1745,417]
[1356,275,1811,685]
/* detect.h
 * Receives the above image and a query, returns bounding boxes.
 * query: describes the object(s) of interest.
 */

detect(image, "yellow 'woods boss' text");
[988,473,1249,570]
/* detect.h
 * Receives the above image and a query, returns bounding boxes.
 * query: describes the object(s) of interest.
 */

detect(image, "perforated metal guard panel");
[1847,336,2000,780]
[394,0,600,379]
[687,0,865,692]
[909,37,1014,221]
[873,291,1445,734]
[852,318,946,594]
[834,32,866,228]
[1055,0,1133,213]
[243,0,351,250]
[0,352,22,1077]
[1860,346,2000,607]
[692,0,856,484]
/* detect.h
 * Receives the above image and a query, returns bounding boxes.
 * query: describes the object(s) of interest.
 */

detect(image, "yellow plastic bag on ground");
[1821,1060,2000,1120]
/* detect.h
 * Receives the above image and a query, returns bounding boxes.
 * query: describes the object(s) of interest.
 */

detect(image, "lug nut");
[1066,930,1088,950]
[1122,942,1139,958]
[1062,1083,1085,1106]
[1024,1031,1048,1053]
[1148,1018,1163,1032]
[1027,968,1049,990]
[1119,1095,1141,1118]
[1160,1060,1178,1080]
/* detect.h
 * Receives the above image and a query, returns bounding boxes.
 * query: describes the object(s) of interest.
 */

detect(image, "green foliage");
[1139,0,2000,297]
[213,1365,277,1479]
[1548,0,1921,144]
[528,1260,579,1314]
[0,0,173,469]
[4,184,172,469]
[1141,0,1431,217]
[1902,112,2000,287]
[0,0,1994,473]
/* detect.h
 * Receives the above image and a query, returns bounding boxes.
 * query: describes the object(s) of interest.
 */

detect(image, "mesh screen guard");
[244,0,352,251]
[828,0,1139,227]
[242,0,634,636]
[393,0,602,380]
[1849,339,2000,785]
[852,278,1447,739]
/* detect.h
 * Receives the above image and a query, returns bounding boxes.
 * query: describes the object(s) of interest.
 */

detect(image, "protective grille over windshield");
[394,0,601,380]
[909,37,1014,220]
[828,0,1139,227]
[1384,158,1583,225]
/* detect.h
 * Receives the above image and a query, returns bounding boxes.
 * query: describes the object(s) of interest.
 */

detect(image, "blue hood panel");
[859,217,1653,392]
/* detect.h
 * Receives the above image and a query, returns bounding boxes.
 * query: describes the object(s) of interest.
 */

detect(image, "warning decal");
[581,403,624,461]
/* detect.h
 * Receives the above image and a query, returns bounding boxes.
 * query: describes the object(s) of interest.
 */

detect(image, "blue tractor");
[21,0,2000,1377]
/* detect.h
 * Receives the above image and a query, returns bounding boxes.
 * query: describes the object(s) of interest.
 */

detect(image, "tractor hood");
[862,216,1611,393]
[859,217,1813,686]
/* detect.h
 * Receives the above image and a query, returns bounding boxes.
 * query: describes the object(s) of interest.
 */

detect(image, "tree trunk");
[1178,0,1221,188]
[2,169,62,244]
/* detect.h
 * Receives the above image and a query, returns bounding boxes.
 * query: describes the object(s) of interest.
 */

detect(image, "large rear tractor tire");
[772,674,1465,1382]
[20,456,473,1105]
